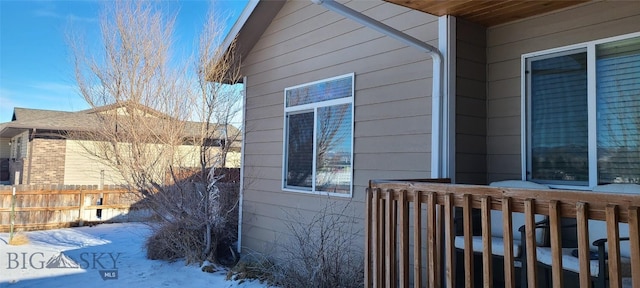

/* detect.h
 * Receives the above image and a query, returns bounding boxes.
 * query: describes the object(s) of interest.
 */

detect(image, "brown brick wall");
[26,139,66,185]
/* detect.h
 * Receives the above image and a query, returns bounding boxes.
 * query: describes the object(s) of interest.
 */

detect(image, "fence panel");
[0,186,148,232]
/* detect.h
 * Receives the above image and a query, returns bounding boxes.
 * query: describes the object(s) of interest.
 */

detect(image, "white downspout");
[311,0,446,178]
[237,76,248,254]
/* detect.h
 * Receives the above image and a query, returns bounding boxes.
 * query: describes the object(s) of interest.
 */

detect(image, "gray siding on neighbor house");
[8,132,29,184]
[486,1,640,183]
[455,18,487,184]
[241,0,439,253]
[0,138,10,159]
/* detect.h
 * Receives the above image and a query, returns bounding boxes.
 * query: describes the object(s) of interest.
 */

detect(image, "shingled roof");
[0,104,240,141]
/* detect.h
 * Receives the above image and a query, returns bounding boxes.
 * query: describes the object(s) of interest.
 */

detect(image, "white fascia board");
[220,0,259,54]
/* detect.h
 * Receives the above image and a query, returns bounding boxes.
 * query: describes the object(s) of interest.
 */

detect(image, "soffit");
[383,0,588,27]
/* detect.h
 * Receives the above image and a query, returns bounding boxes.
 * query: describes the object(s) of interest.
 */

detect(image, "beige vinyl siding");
[455,18,487,184]
[64,140,126,185]
[64,140,236,185]
[486,1,640,183]
[241,0,438,253]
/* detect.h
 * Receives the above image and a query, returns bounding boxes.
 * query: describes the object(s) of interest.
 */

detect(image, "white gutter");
[237,76,248,254]
[311,0,446,178]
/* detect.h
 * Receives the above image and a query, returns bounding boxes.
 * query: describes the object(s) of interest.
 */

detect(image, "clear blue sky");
[0,0,248,123]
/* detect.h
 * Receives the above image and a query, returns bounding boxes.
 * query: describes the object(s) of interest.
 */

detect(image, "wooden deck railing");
[365,179,640,288]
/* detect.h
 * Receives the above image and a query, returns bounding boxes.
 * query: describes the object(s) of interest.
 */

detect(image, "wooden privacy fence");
[365,179,640,288]
[0,185,149,232]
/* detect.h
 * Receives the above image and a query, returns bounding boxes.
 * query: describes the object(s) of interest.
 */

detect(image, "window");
[16,138,22,160]
[524,34,640,187]
[283,73,354,195]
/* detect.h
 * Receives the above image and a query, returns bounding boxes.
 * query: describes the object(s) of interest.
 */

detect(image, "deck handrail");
[365,179,640,288]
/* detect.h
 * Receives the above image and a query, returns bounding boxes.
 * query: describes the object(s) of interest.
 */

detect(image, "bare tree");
[68,0,242,263]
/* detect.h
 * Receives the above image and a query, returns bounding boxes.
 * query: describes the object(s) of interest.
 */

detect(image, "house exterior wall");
[8,131,29,184]
[240,0,439,253]
[485,2,640,182]
[64,140,238,185]
[0,138,10,158]
[63,140,125,186]
[26,138,66,185]
[455,18,487,184]
[0,138,9,183]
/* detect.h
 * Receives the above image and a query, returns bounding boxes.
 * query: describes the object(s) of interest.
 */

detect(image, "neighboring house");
[0,104,241,186]
[225,0,640,255]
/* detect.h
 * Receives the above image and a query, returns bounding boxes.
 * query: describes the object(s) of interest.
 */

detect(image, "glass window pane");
[530,52,589,184]
[315,104,352,193]
[596,37,640,184]
[285,112,314,189]
[286,75,352,107]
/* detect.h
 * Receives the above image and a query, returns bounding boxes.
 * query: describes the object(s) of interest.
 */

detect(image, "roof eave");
[218,0,286,83]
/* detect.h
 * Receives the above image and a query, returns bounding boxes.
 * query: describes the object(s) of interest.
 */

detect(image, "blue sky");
[0,0,248,123]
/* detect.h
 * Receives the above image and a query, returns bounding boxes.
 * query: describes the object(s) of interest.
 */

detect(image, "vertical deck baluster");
[463,194,474,288]
[481,196,493,288]
[385,190,394,288]
[427,192,438,288]
[365,188,372,288]
[372,189,381,288]
[437,196,444,288]
[524,199,537,288]
[576,202,592,288]
[629,206,640,288]
[444,193,455,288]
[413,190,422,288]
[391,192,397,288]
[606,205,621,288]
[549,200,563,288]
[502,197,514,288]
[399,191,409,288]
[378,190,385,288]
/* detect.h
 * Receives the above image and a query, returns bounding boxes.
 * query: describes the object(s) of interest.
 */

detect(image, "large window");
[283,73,354,195]
[525,34,640,187]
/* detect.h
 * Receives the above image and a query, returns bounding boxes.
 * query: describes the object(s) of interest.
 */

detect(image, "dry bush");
[8,233,30,246]
[144,181,239,264]
[226,252,275,284]
[269,200,365,288]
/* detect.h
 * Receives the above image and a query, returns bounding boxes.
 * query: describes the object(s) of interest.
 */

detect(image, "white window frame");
[521,32,640,190]
[282,73,355,197]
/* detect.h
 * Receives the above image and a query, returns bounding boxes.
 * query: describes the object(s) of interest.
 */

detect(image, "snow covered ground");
[0,223,269,288]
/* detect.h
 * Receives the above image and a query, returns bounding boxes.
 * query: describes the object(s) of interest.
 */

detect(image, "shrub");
[144,181,240,265]
[270,200,365,288]
[226,252,275,284]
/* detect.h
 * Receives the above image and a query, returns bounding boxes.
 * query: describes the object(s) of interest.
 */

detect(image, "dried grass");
[9,233,30,246]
